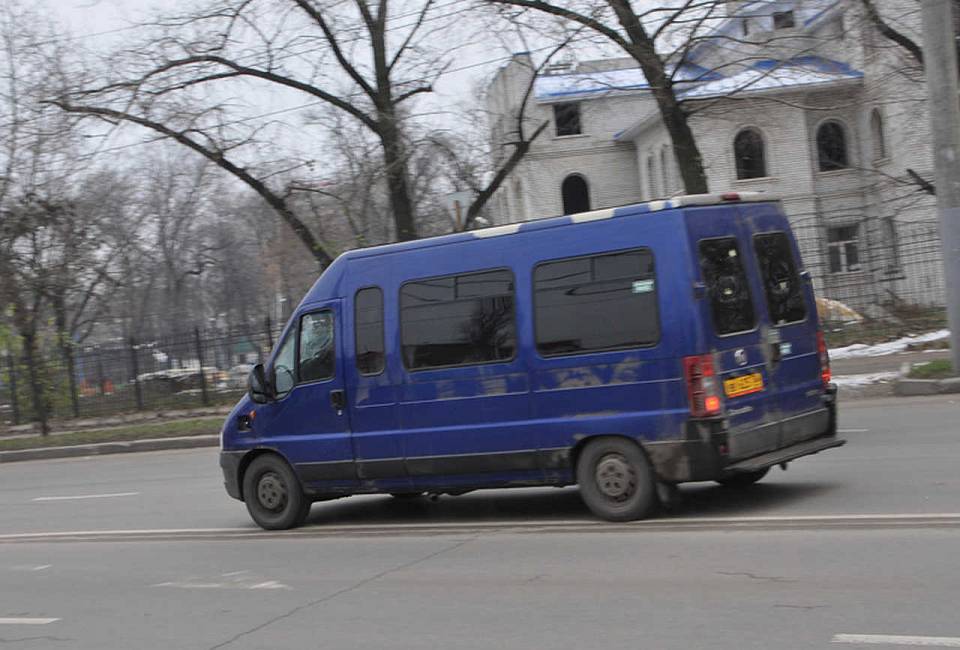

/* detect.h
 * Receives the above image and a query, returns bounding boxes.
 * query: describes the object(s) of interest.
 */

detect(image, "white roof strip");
[568,208,615,223]
[646,192,775,211]
[472,223,522,238]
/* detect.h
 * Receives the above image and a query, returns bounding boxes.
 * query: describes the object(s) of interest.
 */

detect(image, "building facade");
[485,0,944,315]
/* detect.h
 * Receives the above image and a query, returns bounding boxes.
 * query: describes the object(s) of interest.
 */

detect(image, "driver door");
[253,302,356,491]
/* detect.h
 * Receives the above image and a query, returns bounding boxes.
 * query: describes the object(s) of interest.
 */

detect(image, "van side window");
[299,311,335,383]
[534,249,659,356]
[355,287,385,375]
[753,232,807,325]
[698,238,756,336]
[400,269,515,370]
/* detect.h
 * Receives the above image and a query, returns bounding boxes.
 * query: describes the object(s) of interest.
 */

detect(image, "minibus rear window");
[753,232,807,326]
[698,238,756,336]
[534,249,659,356]
[400,269,516,370]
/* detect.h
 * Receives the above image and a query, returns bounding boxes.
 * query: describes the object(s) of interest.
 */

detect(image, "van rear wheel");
[716,467,770,487]
[243,454,312,530]
[576,438,657,522]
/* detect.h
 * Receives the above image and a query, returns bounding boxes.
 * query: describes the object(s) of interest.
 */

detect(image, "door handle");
[770,342,782,363]
[330,389,345,415]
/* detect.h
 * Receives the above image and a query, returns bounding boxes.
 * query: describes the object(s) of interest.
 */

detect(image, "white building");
[485,0,945,315]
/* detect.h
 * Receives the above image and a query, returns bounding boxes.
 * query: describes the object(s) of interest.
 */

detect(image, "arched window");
[734,128,766,179]
[870,109,886,160]
[817,120,849,171]
[660,146,671,194]
[561,174,590,214]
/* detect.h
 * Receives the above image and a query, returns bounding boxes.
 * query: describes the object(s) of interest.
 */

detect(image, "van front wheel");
[243,454,312,530]
[576,438,657,522]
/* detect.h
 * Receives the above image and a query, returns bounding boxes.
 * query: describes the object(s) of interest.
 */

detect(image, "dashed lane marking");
[0,618,60,625]
[33,492,140,502]
[833,634,960,647]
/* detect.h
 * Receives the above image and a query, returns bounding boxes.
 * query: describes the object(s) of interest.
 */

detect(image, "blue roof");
[534,63,720,101]
[677,55,862,100]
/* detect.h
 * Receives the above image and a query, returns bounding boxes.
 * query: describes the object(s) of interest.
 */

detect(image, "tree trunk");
[609,0,710,194]
[21,332,50,435]
[653,85,709,195]
[379,118,418,241]
[54,303,80,419]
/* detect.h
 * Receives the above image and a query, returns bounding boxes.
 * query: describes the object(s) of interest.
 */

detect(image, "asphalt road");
[1,394,958,649]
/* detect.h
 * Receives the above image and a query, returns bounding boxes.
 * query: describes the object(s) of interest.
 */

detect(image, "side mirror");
[248,364,272,404]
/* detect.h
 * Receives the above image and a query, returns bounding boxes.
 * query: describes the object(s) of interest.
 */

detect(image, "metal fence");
[1,321,282,428]
[1,211,950,429]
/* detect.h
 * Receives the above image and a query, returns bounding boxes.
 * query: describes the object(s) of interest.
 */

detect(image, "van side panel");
[525,211,697,483]
[342,258,411,493]
[386,236,542,490]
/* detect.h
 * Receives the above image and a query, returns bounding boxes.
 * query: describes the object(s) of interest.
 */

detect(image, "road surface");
[1,394,958,649]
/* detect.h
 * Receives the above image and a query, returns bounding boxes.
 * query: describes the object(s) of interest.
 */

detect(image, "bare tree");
[48,0,480,266]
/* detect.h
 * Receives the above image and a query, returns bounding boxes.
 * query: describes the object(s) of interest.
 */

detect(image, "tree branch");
[860,0,924,66]
[291,0,378,100]
[486,0,631,51]
[47,100,333,266]
[389,0,435,73]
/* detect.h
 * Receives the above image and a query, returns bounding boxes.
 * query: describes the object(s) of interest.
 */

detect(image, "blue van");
[220,192,843,529]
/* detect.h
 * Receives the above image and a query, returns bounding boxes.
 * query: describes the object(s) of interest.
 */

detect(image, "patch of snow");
[829,330,950,360]
[832,371,898,387]
[535,68,649,100]
[679,59,861,100]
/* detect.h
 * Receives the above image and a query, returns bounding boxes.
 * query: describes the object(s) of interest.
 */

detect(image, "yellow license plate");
[724,372,764,398]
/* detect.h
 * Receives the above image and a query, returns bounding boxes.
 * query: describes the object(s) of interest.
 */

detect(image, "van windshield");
[698,237,756,336]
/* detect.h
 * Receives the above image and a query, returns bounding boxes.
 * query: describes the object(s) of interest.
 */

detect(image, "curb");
[0,435,219,463]
[893,362,960,396]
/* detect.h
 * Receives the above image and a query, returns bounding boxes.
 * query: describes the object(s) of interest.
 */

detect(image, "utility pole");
[922,0,960,372]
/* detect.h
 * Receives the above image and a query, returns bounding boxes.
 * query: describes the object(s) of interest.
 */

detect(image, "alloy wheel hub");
[257,473,287,511]
[595,454,636,500]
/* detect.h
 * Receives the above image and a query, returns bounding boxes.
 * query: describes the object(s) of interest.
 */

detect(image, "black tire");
[389,492,424,500]
[242,454,312,530]
[716,467,770,487]
[576,437,657,522]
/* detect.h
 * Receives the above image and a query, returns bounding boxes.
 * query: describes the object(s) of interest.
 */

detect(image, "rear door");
[740,204,825,445]
[685,206,778,458]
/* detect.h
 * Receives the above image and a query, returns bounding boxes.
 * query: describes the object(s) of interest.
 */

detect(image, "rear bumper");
[646,385,841,483]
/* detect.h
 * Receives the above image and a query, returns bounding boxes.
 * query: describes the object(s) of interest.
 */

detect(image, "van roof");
[343,192,778,262]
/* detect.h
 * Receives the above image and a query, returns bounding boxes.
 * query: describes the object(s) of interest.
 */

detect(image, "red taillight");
[684,354,723,418]
[720,192,741,201]
[816,330,831,386]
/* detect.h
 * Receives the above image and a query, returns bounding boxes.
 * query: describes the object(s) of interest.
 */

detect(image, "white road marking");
[9,564,52,571]
[32,492,140,502]
[0,618,59,625]
[153,578,290,590]
[4,513,960,541]
[247,581,290,590]
[833,634,960,647]
[838,428,870,433]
